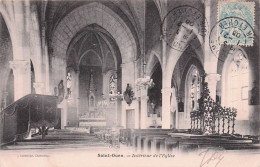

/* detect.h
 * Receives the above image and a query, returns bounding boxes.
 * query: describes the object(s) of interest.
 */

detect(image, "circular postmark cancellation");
[209,16,254,62]
[162,5,209,52]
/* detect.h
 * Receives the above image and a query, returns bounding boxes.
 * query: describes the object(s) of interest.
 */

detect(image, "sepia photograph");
[0,0,259,166]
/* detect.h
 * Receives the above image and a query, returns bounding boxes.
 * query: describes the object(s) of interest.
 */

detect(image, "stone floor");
[1,129,114,151]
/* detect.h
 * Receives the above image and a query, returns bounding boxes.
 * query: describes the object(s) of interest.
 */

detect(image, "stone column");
[121,64,126,128]
[205,73,221,101]
[140,86,148,129]
[9,60,31,100]
[120,61,136,128]
[33,82,45,94]
[75,70,80,126]
[161,87,173,129]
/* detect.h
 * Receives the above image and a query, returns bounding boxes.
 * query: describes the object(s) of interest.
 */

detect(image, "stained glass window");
[109,74,117,95]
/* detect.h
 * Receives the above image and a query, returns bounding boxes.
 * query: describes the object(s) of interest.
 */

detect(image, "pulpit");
[0,94,58,145]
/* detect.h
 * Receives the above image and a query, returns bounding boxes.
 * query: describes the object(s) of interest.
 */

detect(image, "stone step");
[2,129,110,150]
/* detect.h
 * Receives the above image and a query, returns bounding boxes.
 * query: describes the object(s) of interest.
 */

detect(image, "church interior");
[0,0,259,155]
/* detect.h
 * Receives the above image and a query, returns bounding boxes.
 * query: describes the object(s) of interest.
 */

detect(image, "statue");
[67,72,72,98]
[123,84,134,106]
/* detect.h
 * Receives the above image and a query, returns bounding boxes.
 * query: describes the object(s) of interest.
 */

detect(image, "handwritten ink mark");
[199,149,224,167]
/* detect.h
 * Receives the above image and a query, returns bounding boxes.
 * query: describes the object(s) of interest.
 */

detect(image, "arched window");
[109,74,117,101]
[226,50,249,120]
[185,65,201,117]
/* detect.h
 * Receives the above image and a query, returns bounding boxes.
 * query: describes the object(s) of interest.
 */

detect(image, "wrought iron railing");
[190,106,237,135]
[190,79,237,135]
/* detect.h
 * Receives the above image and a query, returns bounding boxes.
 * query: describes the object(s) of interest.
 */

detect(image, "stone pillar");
[9,60,31,100]
[121,63,126,128]
[140,86,148,129]
[204,0,220,93]
[161,87,173,129]
[75,70,80,126]
[44,45,51,95]
[120,61,136,128]
[33,82,45,94]
[205,73,221,101]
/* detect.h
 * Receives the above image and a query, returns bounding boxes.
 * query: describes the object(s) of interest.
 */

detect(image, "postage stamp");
[218,2,255,46]
[162,5,208,52]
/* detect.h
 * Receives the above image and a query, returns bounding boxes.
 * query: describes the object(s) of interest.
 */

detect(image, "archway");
[147,61,162,128]
[221,48,250,134]
[64,23,121,127]
[0,13,14,109]
[51,2,136,73]
[50,3,137,128]
[177,56,204,129]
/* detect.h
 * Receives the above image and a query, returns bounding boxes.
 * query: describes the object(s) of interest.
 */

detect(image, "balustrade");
[190,78,237,135]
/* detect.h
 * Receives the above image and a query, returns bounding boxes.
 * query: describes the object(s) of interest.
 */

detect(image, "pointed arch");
[221,47,249,120]
[52,2,137,63]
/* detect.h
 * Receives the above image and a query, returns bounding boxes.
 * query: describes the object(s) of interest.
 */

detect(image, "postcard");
[0,0,259,166]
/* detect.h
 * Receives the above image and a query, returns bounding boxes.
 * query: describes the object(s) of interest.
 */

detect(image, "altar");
[79,117,106,127]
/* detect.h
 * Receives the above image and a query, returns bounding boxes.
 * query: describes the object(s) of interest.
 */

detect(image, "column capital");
[9,60,30,73]
[33,82,45,94]
[205,73,221,83]
[161,87,173,96]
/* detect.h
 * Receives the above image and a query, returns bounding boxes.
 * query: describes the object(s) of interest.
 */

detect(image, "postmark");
[209,16,254,62]
[218,1,255,46]
[162,5,208,52]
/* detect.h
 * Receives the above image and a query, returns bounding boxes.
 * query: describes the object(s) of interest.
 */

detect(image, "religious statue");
[123,84,134,106]
[67,72,72,98]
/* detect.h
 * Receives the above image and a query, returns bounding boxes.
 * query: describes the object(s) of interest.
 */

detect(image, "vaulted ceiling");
[38,0,145,57]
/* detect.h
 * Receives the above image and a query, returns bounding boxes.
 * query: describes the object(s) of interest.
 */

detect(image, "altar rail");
[190,107,237,135]
[0,94,58,146]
